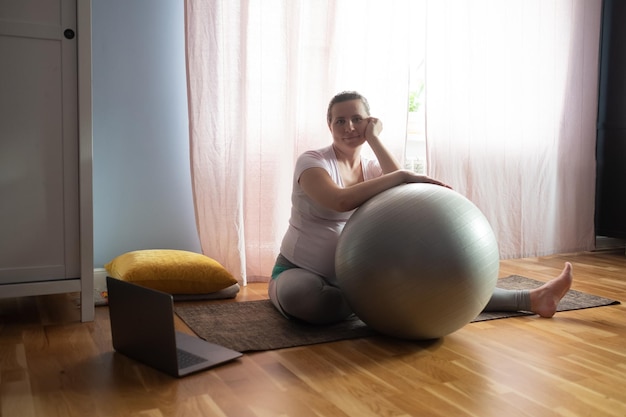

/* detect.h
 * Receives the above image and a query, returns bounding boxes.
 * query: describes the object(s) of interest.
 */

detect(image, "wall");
[92,0,201,267]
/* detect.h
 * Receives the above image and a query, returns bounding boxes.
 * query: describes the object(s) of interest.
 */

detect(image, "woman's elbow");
[333,196,361,212]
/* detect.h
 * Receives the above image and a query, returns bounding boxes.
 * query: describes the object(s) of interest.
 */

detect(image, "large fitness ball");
[335,183,499,340]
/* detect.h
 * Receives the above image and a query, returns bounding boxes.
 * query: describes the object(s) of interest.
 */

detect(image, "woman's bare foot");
[529,262,573,318]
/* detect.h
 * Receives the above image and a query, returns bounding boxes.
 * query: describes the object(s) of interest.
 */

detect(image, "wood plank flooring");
[1,250,625,417]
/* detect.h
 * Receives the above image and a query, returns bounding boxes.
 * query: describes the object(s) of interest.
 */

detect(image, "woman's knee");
[271,269,352,324]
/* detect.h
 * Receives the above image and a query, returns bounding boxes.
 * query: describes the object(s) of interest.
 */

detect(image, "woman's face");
[328,99,370,151]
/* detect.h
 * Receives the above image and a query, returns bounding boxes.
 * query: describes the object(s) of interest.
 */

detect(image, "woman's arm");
[300,167,448,212]
[364,118,402,174]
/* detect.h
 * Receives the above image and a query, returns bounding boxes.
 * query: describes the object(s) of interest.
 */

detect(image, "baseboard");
[595,236,626,251]
[93,268,108,306]
[94,268,107,287]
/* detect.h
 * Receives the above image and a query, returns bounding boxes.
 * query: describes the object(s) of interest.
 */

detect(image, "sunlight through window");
[405,0,427,174]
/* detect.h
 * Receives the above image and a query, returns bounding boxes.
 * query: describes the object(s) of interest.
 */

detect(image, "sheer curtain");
[185,0,602,284]
[185,0,413,284]
[425,0,602,258]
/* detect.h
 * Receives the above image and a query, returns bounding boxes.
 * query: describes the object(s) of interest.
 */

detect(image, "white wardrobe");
[0,0,94,321]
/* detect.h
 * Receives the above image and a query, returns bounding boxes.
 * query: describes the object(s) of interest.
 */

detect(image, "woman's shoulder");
[361,155,383,178]
[299,145,334,160]
[297,145,334,165]
[294,145,335,178]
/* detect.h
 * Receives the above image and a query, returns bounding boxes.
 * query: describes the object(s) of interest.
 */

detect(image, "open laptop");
[106,276,242,377]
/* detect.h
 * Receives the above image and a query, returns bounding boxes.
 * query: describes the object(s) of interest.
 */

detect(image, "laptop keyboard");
[177,348,206,368]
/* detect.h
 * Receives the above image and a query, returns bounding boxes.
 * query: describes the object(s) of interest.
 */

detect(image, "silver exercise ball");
[335,183,499,340]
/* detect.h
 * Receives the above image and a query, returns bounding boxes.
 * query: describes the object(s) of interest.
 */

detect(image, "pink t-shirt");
[279,145,383,283]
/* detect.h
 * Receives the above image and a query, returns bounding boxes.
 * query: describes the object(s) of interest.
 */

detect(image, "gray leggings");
[268,260,531,325]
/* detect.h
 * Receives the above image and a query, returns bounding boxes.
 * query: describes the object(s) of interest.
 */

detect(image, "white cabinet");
[0,0,93,321]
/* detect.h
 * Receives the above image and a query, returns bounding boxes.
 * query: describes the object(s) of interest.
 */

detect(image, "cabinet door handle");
[64,29,75,39]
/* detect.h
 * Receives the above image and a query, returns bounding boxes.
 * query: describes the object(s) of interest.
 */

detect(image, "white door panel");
[0,0,78,283]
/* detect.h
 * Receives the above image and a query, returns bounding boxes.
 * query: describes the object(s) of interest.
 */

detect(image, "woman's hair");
[326,91,371,125]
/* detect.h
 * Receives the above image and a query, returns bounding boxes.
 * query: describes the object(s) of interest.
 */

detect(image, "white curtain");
[185,0,413,284]
[185,0,602,284]
[425,0,602,258]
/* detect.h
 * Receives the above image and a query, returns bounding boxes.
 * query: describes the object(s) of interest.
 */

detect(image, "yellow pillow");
[104,249,237,294]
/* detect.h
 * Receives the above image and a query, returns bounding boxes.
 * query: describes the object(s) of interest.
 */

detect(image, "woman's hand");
[365,117,383,142]
[362,117,402,174]
[401,170,452,189]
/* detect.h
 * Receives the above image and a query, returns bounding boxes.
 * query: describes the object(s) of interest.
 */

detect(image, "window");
[404,0,426,174]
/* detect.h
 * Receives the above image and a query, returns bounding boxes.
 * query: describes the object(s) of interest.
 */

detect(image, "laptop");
[106,276,242,377]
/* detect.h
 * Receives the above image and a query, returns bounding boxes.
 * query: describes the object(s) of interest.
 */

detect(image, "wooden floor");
[1,250,625,417]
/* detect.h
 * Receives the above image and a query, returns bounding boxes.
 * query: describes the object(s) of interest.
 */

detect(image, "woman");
[269,91,573,325]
